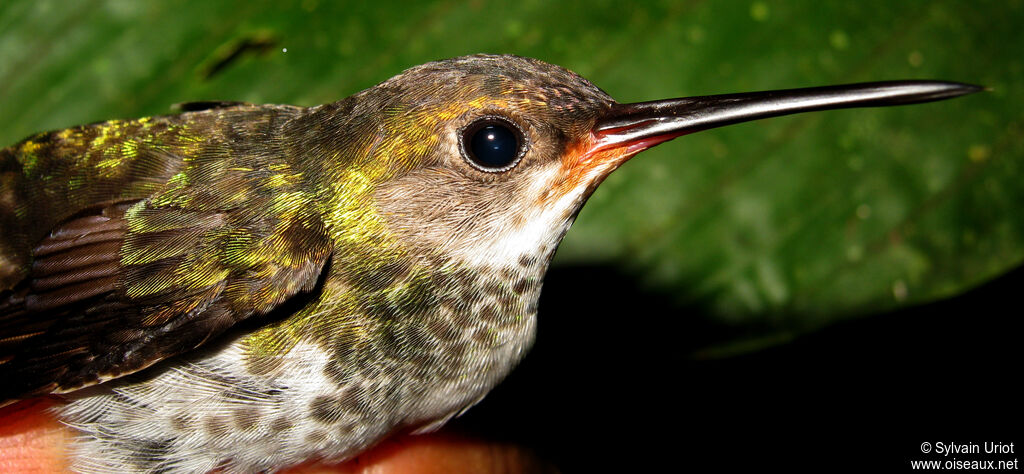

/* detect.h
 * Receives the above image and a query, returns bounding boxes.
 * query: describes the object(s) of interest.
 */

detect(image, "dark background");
[455,264,1022,471]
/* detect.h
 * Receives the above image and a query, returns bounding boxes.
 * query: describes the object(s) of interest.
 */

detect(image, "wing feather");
[0,104,331,402]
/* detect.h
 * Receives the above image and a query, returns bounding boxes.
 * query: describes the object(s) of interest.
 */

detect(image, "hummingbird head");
[364,55,621,270]
[295,54,979,273]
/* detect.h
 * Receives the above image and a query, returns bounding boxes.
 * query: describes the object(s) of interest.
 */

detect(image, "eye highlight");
[459,117,527,172]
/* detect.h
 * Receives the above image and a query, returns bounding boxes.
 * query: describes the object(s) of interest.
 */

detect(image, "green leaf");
[1,0,1020,354]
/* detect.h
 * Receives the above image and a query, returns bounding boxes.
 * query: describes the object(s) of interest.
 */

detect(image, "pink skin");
[0,398,551,474]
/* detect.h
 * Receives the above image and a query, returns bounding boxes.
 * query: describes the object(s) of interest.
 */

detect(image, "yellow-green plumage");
[1,103,343,394]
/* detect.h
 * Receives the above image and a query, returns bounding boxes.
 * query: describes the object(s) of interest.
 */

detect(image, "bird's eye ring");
[459,117,527,172]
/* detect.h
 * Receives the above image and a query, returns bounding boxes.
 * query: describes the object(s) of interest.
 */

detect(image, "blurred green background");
[0,1,1020,352]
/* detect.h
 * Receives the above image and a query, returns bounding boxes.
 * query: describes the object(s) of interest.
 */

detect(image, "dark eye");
[460,117,526,172]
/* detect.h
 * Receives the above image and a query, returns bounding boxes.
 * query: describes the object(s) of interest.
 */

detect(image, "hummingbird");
[0,54,979,472]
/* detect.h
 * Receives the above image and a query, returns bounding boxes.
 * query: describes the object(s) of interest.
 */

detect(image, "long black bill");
[592,81,983,151]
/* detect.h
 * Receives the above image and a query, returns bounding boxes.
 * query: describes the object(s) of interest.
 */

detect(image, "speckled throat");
[58,251,547,473]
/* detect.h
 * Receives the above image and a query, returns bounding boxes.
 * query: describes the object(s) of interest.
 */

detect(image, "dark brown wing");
[0,196,331,401]
[0,104,331,402]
